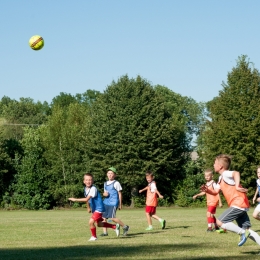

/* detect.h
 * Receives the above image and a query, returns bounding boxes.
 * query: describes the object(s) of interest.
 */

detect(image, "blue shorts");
[102,205,117,219]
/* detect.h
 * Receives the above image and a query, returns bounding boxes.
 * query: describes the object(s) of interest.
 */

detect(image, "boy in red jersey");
[193,169,222,232]
[201,154,260,246]
[139,171,166,230]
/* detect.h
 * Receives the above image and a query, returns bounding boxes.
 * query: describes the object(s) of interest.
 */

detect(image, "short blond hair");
[204,168,213,175]
[215,154,232,170]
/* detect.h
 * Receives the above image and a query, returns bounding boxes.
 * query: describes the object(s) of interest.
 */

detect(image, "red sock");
[103,222,116,229]
[90,227,96,237]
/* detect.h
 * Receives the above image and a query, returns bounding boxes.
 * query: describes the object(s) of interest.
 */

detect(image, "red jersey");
[217,170,249,209]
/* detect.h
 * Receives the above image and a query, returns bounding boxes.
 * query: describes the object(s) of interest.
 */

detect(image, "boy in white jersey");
[100,167,129,236]
[68,173,120,241]
[252,166,260,221]
[201,154,260,247]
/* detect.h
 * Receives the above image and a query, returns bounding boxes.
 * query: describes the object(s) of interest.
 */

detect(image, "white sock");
[248,229,260,245]
[221,222,244,234]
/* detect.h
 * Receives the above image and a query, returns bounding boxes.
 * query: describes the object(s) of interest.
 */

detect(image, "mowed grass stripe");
[0,208,259,259]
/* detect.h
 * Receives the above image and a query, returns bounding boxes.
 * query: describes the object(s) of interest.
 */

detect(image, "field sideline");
[0,207,260,260]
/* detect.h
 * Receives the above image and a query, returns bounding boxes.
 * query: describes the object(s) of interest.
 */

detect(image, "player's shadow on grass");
[0,243,251,260]
[171,225,191,229]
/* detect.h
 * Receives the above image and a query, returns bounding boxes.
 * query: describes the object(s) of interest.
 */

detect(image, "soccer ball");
[29,35,44,50]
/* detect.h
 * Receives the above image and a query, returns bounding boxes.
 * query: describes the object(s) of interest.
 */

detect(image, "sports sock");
[248,229,260,245]
[221,222,244,234]
[103,222,115,229]
[90,227,96,237]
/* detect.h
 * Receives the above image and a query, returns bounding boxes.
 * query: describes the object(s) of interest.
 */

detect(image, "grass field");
[0,207,260,260]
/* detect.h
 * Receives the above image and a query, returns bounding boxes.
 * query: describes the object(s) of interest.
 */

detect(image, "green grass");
[0,207,260,260]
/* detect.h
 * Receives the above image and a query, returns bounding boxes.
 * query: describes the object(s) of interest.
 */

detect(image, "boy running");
[252,166,260,221]
[193,169,223,232]
[139,171,166,230]
[201,154,260,246]
[68,173,120,241]
[101,167,129,236]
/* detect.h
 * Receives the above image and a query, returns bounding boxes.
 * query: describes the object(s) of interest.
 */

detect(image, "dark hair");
[83,173,93,179]
[145,171,154,177]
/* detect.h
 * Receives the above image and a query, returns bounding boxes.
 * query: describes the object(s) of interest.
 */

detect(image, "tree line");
[0,55,259,209]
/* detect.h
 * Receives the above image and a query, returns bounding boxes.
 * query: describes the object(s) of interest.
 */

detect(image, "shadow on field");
[0,243,257,260]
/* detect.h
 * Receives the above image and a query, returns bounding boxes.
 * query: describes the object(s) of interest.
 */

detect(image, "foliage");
[11,127,52,210]
[200,55,260,198]
[0,96,49,140]
[175,159,206,207]
[41,103,89,205]
[86,75,189,204]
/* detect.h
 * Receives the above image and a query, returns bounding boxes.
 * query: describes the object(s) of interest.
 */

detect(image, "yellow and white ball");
[29,35,44,50]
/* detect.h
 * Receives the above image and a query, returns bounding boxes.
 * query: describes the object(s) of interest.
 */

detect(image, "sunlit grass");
[0,207,260,259]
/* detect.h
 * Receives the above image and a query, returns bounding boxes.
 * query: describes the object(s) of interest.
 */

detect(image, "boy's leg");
[89,217,97,241]
[252,204,260,220]
[145,206,153,230]
[110,217,130,235]
[101,218,108,236]
[150,206,166,229]
[207,206,217,231]
[248,229,260,245]
[218,207,250,246]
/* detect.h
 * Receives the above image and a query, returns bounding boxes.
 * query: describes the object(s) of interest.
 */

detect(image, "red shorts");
[207,206,216,214]
[146,206,156,215]
[91,212,104,222]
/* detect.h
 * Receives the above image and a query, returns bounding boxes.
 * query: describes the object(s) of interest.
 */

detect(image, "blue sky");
[1,1,260,104]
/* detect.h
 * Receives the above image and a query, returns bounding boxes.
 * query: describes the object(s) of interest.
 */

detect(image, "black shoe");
[206,228,213,232]
[100,233,108,236]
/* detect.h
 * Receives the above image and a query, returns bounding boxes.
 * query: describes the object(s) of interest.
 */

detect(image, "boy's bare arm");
[118,191,122,209]
[86,201,91,213]
[139,186,148,193]
[218,194,223,207]
[253,187,259,204]
[69,195,91,203]
[200,185,219,195]
[233,171,248,193]
[193,191,205,200]
[155,189,163,199]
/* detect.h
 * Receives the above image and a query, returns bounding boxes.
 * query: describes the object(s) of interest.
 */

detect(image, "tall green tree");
[41,103,89,205]
[201,55,260,195]
[11,127,52,209]
[0,97,49,140]
[86,75,188,203]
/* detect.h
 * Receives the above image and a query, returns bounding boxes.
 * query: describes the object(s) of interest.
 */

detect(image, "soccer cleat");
[100,233,108,236]
[123,225,130,236]
[145,226,153,231]
[238,230,250,246]
[160,219,166,229]
[206,228,213,232]
[115,223,120,237]
[88,236,97,241]
[216,228,227,234]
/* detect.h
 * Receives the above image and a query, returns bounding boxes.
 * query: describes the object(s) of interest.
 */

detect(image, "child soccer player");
[68,173,120,241]
[201,154,260,247]
[100,167,129,236]
[139,171,166,230]
[193,169,223,232]
[252,166,260,221]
